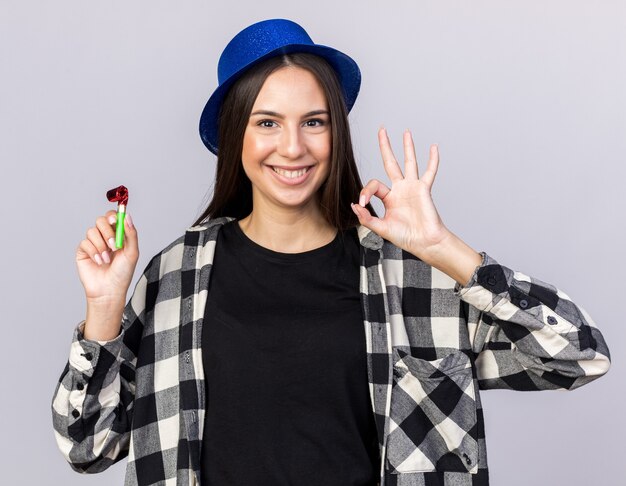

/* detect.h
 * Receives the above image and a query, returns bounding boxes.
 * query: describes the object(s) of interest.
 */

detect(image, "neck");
[238,199,336,253]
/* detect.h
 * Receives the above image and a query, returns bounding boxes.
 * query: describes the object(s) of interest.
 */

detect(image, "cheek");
[311,132,332,162]
[242,131,274,161]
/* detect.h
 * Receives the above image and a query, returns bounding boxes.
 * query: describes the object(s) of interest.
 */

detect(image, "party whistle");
[106,185,129,249]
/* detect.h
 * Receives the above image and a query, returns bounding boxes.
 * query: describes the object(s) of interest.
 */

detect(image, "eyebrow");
[249,109,329,118]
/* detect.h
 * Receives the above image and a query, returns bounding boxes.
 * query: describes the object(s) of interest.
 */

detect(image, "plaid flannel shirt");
[52,216,610,486]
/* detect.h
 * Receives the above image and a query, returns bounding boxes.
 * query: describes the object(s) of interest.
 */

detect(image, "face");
[241,66,331,213]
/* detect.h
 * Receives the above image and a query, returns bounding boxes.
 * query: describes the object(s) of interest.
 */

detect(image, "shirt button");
[71,410,80,418]
[83,352,93,361]
[547,316,558,325]
[519,299,528,308]
[487,277,497,286]
[77,383,84,391]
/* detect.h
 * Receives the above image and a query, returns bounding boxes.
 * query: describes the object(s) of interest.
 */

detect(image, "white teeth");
[272,167,309,178]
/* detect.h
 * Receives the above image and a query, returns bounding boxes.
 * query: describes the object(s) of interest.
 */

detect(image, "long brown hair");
[193,53,376,230]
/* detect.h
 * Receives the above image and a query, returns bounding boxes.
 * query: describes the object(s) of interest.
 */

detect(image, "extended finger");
[420,144,440,188]
[403,130,419,179]
[378,127,404,182]
[358,179,391,207]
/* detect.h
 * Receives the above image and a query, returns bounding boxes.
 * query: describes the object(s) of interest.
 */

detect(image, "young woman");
[51,19,611,486]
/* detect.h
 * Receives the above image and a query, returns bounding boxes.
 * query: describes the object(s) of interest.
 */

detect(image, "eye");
[304,118,326,128]
[257,119,277,128]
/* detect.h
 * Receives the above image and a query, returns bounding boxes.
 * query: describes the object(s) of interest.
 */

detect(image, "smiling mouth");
[270,166,312,179]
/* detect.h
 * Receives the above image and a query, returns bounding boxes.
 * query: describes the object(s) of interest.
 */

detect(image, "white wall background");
[1,1,623,484]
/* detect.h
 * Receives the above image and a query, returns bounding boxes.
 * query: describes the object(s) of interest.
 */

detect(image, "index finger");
[378,127,404,182]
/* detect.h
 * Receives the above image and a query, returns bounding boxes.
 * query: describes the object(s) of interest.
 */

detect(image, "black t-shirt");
[200,220,380,485]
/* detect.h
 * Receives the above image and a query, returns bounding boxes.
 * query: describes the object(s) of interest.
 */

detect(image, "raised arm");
[51,211,144,472]
[352,127,610,390]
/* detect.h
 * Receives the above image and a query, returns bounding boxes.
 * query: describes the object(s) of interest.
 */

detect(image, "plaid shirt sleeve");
[454,252,611,391]
[51,261,152,473]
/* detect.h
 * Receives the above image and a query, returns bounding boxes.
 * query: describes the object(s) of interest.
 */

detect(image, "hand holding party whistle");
[106,185,129,249]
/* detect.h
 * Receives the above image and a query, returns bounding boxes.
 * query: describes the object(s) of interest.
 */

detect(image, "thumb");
[121,213,139,260]
[351,203,387,237]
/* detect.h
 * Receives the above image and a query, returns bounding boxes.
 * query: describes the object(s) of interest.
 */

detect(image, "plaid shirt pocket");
[386,348,479,474]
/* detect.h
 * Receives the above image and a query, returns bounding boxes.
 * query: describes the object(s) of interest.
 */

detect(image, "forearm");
[84,297,125,341]
[51,321,133,471]
[413,230,483,287]
[452,252,611,390]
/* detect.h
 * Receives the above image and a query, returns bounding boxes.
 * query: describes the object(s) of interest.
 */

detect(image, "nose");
[277,124,307,159]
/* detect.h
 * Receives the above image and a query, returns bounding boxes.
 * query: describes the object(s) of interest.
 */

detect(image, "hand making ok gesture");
[352,127,483,286]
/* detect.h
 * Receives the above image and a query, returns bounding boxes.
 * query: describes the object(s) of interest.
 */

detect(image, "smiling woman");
[51,18,611,486]
[195,51,372,245]
[239,66,335,249]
